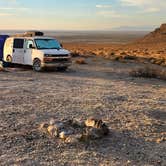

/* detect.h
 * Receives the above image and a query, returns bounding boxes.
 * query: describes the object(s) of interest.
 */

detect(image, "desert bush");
[71,51,81,57]
[123,55,137,60]
[75,58,87,65]
[109,52,115,56]
[130,65,166,80]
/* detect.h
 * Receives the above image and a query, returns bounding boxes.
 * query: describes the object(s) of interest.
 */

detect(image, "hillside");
[137,24,166,43]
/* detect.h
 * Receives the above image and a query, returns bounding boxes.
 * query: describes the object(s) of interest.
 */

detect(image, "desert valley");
[0,24,166,166]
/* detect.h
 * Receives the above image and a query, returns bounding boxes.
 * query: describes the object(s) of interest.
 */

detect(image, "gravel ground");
[0,57,166,166]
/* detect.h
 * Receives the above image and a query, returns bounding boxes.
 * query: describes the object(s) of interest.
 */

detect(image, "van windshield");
[35,39,61,49]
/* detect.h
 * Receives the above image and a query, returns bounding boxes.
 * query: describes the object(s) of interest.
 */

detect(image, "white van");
[3,36,71,71]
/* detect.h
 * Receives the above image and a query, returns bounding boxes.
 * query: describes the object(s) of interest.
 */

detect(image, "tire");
[33,59,43,72]
[6,55,12,63]
[5,55,12,67]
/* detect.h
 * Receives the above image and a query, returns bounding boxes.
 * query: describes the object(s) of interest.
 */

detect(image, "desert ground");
[0,56,166,165]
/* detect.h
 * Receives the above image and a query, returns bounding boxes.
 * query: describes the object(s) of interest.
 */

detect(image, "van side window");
[26,40,34,49]
[13,39,24,49]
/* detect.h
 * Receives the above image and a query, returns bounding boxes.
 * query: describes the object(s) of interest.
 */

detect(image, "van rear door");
[12,38,24,64]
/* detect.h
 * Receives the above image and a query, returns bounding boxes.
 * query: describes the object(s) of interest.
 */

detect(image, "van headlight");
[44,54,51,57]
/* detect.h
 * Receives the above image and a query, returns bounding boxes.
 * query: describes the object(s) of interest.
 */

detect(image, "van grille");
[46,54,69,57]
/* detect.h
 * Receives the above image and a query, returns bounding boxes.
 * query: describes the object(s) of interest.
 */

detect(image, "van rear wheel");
[6,55,12,63]
[33,59,42,72]
[5,55,12,67]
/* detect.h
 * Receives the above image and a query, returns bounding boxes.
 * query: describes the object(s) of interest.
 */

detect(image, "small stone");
[39,122,49,133]
[47,125,58,137]
[59,131,68,140]
[85,117,97,128]
[156,137,165,144]
[49,118,56,125]
[65,135,79,143]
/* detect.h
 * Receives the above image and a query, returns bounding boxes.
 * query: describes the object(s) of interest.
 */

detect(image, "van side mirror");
[29,44,35,49]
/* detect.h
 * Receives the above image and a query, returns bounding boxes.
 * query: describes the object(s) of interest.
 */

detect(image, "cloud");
[120,0,166,8]
[142,8,160,13]
[120,0,148,6]
[0,13,14,16]
[120,0,166,14]
[0,7,28,11]
[96,5,112,8]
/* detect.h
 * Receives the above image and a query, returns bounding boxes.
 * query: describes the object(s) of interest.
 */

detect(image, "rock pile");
[39,117,109,143]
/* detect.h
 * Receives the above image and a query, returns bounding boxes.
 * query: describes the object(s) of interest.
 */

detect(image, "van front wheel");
[33,59,42,72]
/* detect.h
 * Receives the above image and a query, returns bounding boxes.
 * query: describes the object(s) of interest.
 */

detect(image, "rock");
[65,134,81,143]
[71,118,85,128]
[59,131,68,140]
[138,23,166,43]
[85,117,96,128]
[39,122,49,133]
[85,117,109,135]
[156,137,165,144]
[47,125,58,137]
[81,127,104,140]
[49,118,56,125]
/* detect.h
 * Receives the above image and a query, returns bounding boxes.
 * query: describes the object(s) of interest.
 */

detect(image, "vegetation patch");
[75,58,87,65]
[130,65,166,80]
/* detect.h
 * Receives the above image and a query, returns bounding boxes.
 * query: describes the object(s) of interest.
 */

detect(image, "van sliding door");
[12,39,24,64]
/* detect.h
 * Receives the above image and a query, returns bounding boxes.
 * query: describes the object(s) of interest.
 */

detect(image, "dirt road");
[0,57,166,166]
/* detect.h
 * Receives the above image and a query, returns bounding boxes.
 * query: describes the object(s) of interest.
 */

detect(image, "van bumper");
[41,62,72,68]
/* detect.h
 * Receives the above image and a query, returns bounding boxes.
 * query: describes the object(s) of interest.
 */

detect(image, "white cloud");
[121,0,166,8]
[96,5,112,8]
[0,7,28,11]
[0,13,14,16]
[121,0,149,6]
[120,0,166,14]
[142,8,160,13]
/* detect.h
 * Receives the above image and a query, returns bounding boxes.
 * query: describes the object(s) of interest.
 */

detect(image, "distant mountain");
[137,23,166,43]
[113,26,156,31]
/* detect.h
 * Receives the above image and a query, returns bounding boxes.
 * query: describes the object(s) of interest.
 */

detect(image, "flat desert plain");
[0,55,166,165]
[0,29,166,166]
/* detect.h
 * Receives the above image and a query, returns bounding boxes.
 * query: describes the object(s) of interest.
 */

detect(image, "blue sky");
[0,0,165,30]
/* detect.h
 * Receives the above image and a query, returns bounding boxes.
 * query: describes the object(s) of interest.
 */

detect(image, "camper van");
[3,33,71,71]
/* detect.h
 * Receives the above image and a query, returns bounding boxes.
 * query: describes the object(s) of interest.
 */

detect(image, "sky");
[0,0,166,30]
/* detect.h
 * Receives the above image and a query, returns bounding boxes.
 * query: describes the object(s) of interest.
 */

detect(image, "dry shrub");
[71,51,81,57]
[75,58,87,65]
[130,65,166,80]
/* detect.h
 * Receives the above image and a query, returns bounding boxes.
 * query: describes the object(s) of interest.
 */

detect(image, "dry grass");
[130,65,166,80]
[64,42,166,66]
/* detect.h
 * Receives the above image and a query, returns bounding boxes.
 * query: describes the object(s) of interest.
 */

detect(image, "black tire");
[6,55,12,63]
[5,55,12,67]
[33,59,43,72]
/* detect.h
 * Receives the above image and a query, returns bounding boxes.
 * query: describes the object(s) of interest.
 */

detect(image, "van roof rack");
[24,31,44,37]
[12,31,44,37]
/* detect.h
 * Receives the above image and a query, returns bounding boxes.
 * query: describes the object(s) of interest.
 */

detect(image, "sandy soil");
[0,57,166,166]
